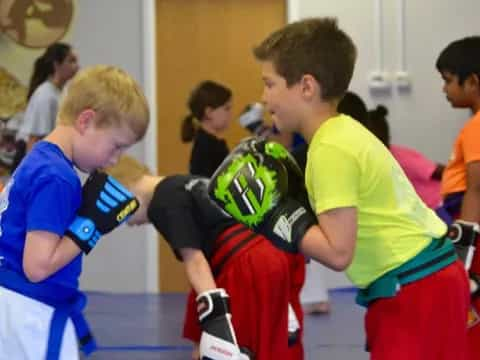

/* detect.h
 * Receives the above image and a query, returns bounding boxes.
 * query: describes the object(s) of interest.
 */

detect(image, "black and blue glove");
[66,171,139,254]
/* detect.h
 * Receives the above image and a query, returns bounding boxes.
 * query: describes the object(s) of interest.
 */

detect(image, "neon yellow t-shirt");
[305,114,447,288]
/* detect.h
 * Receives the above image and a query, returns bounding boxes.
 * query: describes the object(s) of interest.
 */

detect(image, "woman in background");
[181,80,232,177]
[12,42,79,172]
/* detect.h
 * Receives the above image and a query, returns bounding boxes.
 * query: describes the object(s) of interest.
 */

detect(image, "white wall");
[74,0,480,292]
[289,0,480,288]
[73,0,158,293]
[290,0,478,162]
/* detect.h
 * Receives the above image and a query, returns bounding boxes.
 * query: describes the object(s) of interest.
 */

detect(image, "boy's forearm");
[52,236,84,269]
[460,188,480,222]
[299,225,353,271]
[23,232,82,282]
[182,249,217,294]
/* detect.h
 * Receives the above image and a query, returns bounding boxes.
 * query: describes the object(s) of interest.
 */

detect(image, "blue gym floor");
[83,289,368,360]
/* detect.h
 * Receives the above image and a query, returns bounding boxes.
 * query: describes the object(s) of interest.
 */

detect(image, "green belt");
[356,237,457,307]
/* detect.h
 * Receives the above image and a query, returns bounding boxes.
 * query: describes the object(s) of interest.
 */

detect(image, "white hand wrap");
[197,289,252,360]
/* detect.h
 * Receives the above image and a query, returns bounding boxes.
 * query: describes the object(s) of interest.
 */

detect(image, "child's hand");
[196,289,253,359]
[238,102,265,134]
[470,273,480,298]
[65,171,139,254]
[447,220,480,270]
[209,137,317,253]
[191,343,200,360]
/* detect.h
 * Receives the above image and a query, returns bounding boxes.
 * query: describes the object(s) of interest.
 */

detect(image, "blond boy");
[0,65,149,360]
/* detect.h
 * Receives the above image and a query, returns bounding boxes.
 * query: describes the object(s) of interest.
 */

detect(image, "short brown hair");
[58,65,150,141]
[102,155,152,188]
[253,17,356,100]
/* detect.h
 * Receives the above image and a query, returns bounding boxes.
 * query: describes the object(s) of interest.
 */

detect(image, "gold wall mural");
[0,1,75,176]
[0,0,74,49]
[0,67,27,119]
[0,0,75,112]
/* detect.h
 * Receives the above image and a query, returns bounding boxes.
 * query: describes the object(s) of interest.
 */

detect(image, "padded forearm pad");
[197,289,252,360]
[447,220,480,270]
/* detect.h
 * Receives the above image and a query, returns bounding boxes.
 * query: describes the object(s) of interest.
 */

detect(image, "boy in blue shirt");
[0,65,149,360]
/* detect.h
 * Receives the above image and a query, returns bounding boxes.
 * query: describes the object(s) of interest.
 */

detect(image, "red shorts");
[183,225,305,360]
[365,260,469,360]
[468,297,480,359]
[467,247,480,359]
[450,213,480,360]
[286,252,306,360]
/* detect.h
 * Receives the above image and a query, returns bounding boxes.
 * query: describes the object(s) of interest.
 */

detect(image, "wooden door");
[155,0,285,292]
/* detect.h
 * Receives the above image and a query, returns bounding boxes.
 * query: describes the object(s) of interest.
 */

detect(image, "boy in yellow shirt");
[210,18,469,359]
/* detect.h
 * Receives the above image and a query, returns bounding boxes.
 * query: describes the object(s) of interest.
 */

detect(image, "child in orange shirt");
[435,36,480,359]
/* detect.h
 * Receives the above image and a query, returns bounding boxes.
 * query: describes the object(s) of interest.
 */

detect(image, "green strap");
[356,238,457,307]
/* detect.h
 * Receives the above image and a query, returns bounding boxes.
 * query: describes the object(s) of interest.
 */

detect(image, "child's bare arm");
[300,207,357,271]
[22,172,139,282]
[190,343,200,360]
[180,248,216,294]
[23,231,81,282]
[460,161,480,221]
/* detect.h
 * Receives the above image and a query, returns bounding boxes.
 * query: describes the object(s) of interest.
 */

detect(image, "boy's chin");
[75,163,98,174]
[274,121,292,133]
[127,218,147,226]
[272,117,284,130]
[447,98,469,109]
[75,165,92,174]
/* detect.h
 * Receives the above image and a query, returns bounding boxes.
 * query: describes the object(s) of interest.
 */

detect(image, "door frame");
[142,0,159,293]
[141,0,293,293]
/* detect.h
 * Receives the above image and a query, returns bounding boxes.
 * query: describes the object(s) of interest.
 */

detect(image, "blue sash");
[0,266,97,359]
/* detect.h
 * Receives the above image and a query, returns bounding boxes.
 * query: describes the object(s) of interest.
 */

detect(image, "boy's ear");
[466,73,480,92]
[300,74,321,100]
[75,109,96,133]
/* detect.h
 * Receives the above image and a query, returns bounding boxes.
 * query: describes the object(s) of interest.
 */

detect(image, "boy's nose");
[108,154,121,167]
[260,91,268,105]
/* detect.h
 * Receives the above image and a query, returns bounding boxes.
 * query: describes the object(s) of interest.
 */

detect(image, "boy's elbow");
[330,253,353,271]
[23,264,49,283]
[329,261,348,272]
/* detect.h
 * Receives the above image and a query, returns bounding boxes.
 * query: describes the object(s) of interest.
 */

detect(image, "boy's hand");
[470,273,480,299]
[447,220,480,270]
[238,102,267,135]
[66,171,139,254]
[196,289,253,360]
[208,138,317,253]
